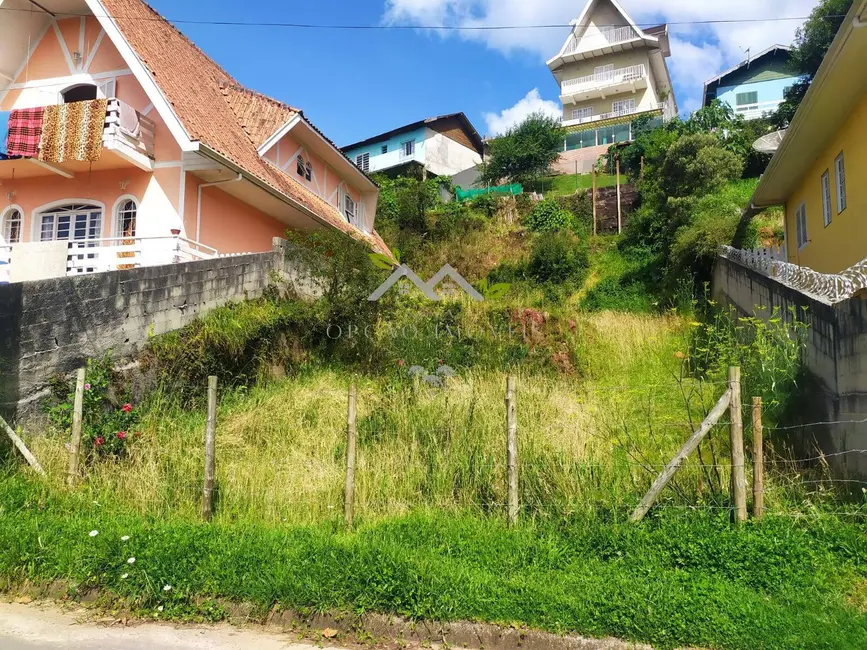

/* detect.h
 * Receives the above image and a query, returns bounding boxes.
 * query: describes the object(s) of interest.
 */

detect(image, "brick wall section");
[0,238,298,420]
[712,255,867,478]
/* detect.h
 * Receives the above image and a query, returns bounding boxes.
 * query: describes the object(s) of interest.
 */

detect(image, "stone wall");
[712,255,867,478]
[0,238,298,422]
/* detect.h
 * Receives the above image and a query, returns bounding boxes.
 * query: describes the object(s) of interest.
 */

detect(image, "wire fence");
[46,368,867,527]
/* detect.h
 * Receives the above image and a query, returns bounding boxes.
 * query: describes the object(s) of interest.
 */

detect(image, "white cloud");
[483,88,561,135]
[384,0,816,113]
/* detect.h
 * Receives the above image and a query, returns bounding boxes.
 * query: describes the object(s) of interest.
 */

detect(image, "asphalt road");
[0,602,328,650]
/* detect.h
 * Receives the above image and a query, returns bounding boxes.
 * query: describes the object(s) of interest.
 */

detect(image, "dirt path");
[0,601,332,650]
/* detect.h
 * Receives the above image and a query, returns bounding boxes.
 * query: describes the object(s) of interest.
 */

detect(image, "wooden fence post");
[616,158,622,234]
[630,387,732,522]
[344,383,358,528]
[1,415,45,476]
[202,376,218,521]
[66,368,86,487]
[752,397,764,520]
[506,376,518,525]
[728,367,747,523]
[591,167,598,236]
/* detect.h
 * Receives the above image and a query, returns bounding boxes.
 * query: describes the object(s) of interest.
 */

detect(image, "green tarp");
[455,184,523,202]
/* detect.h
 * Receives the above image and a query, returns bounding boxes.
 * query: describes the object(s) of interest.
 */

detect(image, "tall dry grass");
[27,312,737,525]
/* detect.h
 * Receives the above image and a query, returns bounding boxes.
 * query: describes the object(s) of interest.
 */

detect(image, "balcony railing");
[1,236,218,284]
[104,98,156,160]
[563,26,639,55]
[563,102,665,127]
[561,64,647,95]
[733,99,785,121]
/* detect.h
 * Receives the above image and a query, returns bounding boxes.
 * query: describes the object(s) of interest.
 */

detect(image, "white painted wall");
[422,129,483,177]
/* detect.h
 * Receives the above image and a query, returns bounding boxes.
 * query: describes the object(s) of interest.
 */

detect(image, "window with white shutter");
[821,170,832,227]
[796,202,808,250]
[356,152,370,173]
[835,152,847,213]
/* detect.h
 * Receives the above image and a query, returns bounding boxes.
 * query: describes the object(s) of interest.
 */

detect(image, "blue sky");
[146,0,815,146]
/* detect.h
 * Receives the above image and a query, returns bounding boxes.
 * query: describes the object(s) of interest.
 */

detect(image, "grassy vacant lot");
[0,212,863,648]
[526,173,619,196]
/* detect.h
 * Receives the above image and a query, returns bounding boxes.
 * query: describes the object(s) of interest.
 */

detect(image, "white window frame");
[821,170,832,227]
[401,139,416,158]
[34,202,104,243]
[1,205,23,244]
[113,195,139,238]
[835,151,847,214]
[796,201,808,250]
[612,98,636,115]
[356,152,370,173]
[343,193,357,225]
[572,107,593,121]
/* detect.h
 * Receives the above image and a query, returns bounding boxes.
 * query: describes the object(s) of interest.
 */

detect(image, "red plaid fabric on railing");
[7,106,45,158]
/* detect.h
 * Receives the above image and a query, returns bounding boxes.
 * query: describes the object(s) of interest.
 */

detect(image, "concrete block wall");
[0,238,297,420]
[712,256,867,477]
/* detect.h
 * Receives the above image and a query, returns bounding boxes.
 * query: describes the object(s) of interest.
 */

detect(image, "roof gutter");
[195,143,338,231]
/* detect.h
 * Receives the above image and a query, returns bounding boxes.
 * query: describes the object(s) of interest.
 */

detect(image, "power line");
[0,7,848,31]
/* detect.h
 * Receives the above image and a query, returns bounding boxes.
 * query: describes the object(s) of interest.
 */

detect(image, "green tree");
[771,0,853,127]
[480,112,565,187]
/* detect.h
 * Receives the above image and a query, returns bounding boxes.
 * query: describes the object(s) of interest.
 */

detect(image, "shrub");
[469,193,499,219]
[555,192,593,230]
[47,356,141,458]
[524,199,573,233]
[659,133,743,199]
[527,231,589,286]
[582,276,653,313]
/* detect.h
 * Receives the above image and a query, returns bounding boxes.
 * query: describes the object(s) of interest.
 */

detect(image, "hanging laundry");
[40,99,108,164]
[118,101,141,139]
[0,111,11,158]
[7,106,45,158]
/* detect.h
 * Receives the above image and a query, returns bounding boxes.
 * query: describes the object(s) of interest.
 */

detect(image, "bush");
[469,193,499,219]
[524,199,573,233]
[47,356,141,458]
[659,134,743,199]
[555,192,593,230]
[527,231,589,286]
[582,276,653,313]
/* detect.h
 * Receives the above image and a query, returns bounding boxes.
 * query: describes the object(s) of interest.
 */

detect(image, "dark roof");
[703,45,797,105]
[342,113,485,156]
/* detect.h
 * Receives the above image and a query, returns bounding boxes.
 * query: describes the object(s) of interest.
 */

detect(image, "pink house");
[0,0,384,283]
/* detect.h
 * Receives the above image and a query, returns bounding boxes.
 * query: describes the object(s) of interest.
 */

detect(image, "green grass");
[527,173,619,197]
[0,475,864,650]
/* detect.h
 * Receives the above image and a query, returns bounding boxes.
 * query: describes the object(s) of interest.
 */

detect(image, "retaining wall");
[713,255,867,477]
[0,238,299,422]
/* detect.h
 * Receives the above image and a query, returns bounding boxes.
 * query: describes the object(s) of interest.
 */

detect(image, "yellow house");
[747,0,867,274]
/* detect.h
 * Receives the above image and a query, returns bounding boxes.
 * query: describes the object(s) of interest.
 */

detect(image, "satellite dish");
[753,130,786,154]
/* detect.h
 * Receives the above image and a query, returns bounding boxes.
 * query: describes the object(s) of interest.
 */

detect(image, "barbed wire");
[766,416,867,432]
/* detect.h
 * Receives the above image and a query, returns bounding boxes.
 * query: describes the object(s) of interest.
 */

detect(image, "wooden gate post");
[728,367,747,523]
[592,168,598,236]
[752,397,764,520]
[66,368,86,487]
[202,376,218,521]
[344,383,358,528]
[506,376,518,525]
[616,158,622,234]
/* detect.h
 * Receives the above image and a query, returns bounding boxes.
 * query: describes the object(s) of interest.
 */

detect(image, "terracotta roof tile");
[220,84,298,148]
[98,0,383,250]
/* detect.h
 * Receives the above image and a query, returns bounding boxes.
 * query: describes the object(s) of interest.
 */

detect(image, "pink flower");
[122,404,133,413]
[397,359,406,367]
[84,383,91,391]
[95,437,104,447]
[117,431,127,440]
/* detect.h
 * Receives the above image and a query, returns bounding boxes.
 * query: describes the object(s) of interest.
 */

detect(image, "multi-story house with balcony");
[342,113,485,179]
[703,45,799,120]
[0,0,384,284]
[547,0,677,174]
